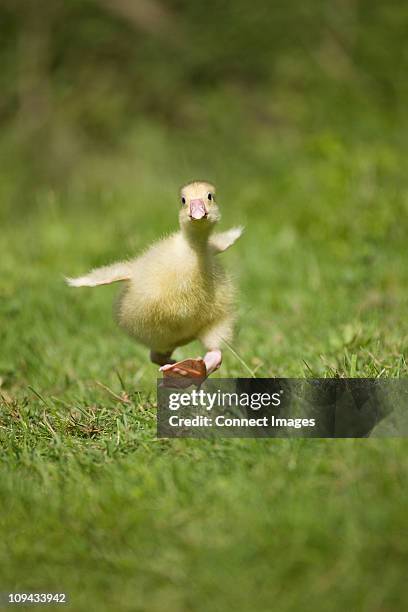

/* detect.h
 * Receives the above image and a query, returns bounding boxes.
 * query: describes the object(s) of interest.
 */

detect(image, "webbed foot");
[159,351,222,388]
[160,358,207,387]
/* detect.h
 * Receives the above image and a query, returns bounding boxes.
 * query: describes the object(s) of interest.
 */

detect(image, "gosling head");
[179,180,220,239]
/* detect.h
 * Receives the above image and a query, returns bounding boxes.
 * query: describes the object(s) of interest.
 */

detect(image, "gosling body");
[117,232,234,353]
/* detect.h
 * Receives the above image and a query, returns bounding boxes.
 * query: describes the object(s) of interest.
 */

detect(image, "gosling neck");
[181,223,214,255]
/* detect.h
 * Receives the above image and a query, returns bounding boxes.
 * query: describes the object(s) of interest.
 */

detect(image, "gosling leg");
[150,350,175,367]
[203,349,222,375]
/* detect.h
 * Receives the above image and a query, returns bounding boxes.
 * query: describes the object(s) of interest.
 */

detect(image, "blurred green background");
[1,2,408,610]
[2,0,408,201]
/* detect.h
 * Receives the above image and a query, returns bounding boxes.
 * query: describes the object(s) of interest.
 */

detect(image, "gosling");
[66,181,243,381]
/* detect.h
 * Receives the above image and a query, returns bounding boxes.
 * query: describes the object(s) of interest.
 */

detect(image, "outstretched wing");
[210,226,244,254]
[66,261,132,287]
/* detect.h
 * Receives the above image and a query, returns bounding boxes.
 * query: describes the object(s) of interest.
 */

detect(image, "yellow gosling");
[66,181,243,380]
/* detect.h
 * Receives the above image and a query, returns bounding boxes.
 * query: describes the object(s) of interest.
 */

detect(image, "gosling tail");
[66,261,132,287]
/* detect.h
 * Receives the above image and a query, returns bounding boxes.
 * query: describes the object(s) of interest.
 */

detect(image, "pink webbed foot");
[159,350,222,388]
[160,358,207,388]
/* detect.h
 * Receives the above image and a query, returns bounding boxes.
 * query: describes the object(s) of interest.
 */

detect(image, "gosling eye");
[181,196,186,205]
[207,192,213,201]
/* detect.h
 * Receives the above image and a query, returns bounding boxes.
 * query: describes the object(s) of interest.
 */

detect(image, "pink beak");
[189,198,207,220]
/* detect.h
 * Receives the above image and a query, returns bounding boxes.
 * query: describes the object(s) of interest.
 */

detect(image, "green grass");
[1,112,408,610]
